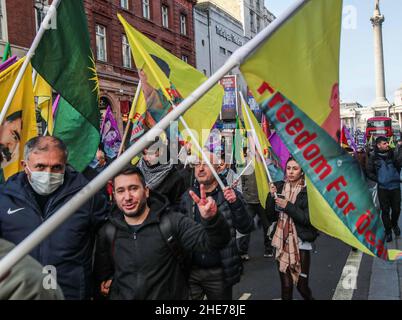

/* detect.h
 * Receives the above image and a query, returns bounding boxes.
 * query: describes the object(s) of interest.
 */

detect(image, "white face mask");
[26,166,65,196]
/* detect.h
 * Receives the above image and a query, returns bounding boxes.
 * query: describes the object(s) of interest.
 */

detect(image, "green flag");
[234,115,246,167]
[31,0,100,171]
[1,42,11,62]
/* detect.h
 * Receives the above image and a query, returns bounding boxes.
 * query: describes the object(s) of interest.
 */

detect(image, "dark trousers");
[189,267,232,300]
[378,187,401,232]
[237,203,272,254]
[278,250,313,300]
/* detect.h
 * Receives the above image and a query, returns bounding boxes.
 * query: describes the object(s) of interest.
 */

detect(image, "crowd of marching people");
[0,131,401,300]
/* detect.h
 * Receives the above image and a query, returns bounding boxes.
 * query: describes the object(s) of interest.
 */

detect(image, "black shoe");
[386,232,393,243]
[264,248,273,258]
[393,226,401,237]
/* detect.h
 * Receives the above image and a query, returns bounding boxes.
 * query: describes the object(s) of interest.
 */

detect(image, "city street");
[233,224,399,300]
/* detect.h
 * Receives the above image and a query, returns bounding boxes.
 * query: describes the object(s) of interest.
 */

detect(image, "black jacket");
[0,169,108,299]
[366,146,402,184]
[180,183,254,287]
[93,191,231,300]
[266,181,318,242]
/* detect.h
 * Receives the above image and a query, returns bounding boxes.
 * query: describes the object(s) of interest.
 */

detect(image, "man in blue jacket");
[367,136,402,242]
[0,136,108,299]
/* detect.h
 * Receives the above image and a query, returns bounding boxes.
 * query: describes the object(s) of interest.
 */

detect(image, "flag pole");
[118,81,142,156]
[231,160,253,187]
[0,0,308,277]
[0,0,61,125]
[177,113,226,190]
[240,92,273,184]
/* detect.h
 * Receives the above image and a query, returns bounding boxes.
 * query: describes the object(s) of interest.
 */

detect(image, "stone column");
[370,0,390,108]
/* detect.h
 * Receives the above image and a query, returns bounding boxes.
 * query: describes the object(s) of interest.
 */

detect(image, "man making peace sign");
[93,166,230,300]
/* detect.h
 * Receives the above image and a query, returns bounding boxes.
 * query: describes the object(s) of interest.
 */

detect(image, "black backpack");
[104,212,189,275]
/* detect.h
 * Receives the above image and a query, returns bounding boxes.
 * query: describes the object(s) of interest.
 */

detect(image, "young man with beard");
[367,136,402,242]
[93,166,230,300]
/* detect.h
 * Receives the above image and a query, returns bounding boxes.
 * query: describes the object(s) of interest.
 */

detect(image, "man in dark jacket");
[0,136,108,299]
[180,151,254,300]
[93,166,231,300]
[367,136,402,242]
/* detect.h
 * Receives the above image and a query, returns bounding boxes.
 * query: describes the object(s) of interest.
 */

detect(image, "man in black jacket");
[0,136,108,299]
[180,151,254,300]
[93,166,231,300]
[367,136,402,242]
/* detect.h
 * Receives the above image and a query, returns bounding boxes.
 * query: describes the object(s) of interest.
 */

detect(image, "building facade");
[198,0,274,41]
[0,0,197,132]
[194,0,274,126]
[194,1,244,123]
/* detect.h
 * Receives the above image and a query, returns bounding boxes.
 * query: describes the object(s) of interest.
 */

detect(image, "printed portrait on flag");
[0,58,37,182]
[0,111,22,169]
[138,54,177,124]
[101,106,122,159]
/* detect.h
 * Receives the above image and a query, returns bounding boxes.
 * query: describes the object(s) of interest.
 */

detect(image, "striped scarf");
[271,181,304,284]
[137,158,173,190]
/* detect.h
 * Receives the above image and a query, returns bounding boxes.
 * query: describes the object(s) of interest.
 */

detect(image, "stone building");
[0,0,197,132]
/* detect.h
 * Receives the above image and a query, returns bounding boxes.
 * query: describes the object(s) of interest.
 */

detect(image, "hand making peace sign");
[189,184,218,220]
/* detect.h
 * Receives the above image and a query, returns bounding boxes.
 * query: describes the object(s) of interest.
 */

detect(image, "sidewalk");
[368,222,402,300]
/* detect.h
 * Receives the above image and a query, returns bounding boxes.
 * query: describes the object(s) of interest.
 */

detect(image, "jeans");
[189,267,232,300]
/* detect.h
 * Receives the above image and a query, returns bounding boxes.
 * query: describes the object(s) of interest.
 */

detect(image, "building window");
[120,0,129,10]
[0,0,7,41]
[256,0,260,9]
[180,14,187,35]
[181,55,188,63]
[142,0,150,20]
[227,50,233,56]
[162,5,169,28]
[201,39,205,46]
[34,0,49,32]
[203,69,207,76]
[122,34,132,68]
[96,24,107,62]
[219,47,226,55]
[256,16,261,32]
[250,10,255,32]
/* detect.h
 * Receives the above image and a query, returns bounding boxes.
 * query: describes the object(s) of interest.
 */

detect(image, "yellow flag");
[241,98,270,208]
[119,15,224,146]
[240,0,377,255]
[33,73,53,134]
[0,58,37,180]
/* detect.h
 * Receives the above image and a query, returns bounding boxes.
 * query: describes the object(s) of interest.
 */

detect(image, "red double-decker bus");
[366,117,392,139]
[366,116,400,143]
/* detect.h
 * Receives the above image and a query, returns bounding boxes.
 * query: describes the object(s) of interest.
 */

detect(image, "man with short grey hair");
[0,136,108,299]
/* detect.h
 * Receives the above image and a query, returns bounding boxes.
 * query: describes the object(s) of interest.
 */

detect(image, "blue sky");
[265,0,402,106]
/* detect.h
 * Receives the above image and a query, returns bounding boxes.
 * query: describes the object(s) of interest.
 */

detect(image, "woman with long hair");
[267,157,318,300]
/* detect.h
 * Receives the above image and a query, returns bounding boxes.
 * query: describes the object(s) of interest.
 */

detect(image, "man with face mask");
[0,136,108,299]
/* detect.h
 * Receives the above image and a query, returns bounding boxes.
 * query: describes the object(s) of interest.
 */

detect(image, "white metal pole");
[118,81,142,156]
[232,159,253,186]
[0,0,308,277]
[177,113,226,189]
[240,92,273,183]
[0,0,61,125]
